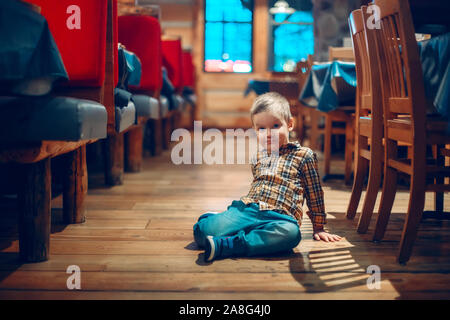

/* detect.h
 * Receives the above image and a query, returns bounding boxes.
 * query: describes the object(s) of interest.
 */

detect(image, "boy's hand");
[313,227,342,242]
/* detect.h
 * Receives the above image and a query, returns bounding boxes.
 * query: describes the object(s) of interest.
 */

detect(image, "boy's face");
[252,111,294,151]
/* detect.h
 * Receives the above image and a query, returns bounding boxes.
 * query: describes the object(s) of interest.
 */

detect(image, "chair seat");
[132,94,160,120]
[0,96,107,142]
[388,157,450,177]
[388,116,450,144]
[160,95,169,118]
[115,101,136,133]
[388,116,449,132]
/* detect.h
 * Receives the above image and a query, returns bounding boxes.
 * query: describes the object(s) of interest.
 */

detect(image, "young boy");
[193,92,341,262]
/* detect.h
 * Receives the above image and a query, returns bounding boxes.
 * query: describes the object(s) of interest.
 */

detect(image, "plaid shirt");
[241,141,327,228]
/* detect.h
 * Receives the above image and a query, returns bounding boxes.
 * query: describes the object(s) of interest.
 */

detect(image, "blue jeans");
[193,200,301,258]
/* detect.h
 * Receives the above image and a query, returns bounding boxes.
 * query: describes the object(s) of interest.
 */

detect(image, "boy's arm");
[300,150,342,242]
[299,150,327,231]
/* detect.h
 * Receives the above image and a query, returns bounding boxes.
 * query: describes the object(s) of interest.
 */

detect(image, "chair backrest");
[373,0,427,138]
[24,0,108,88]
[329,47,355,61]
[349,8,381,117]
[162,38,184,92]
[182,51,195,89]
[118,15,163,94]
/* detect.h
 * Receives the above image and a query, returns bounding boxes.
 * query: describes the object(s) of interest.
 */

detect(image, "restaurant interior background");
[118,0,368,129]
[0,0,449,301]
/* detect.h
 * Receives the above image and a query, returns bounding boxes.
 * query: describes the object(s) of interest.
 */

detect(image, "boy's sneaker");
[204,236,218,262]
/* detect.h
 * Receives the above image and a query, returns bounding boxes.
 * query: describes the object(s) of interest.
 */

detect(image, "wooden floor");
[0,138,450,300]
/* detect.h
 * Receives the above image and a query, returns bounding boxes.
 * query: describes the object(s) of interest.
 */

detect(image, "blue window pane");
[204,0,253,72]
[272,10,314,72]
[205,22,223,60]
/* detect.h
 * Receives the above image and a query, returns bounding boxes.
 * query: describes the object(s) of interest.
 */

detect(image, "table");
[0,0,68,96]
[300,33,450,119]
[299,60,356,113]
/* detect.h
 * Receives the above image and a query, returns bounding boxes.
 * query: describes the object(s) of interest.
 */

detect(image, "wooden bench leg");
[153,119,163,156]
[162,115,172,150]
[62,146,87,224]
[103,133,124,186]
[143,119,163,157]
[125,126,144,173]
[18,158,51,262]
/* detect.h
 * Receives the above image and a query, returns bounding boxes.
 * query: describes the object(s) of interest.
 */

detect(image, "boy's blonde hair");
[250,92,292,124]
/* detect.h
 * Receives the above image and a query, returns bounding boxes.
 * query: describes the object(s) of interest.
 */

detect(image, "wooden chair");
[371,0,450,264]
[345,8,384,234]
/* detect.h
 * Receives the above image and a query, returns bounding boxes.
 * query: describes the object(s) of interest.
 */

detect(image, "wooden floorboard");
[0,140,449,300]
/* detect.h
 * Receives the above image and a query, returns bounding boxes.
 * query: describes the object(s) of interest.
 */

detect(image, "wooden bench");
[119,14,165,157]
[0,0,110,262]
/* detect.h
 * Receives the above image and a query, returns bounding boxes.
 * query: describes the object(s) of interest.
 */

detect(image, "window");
[204,0,253,73]
[269,0,314,72]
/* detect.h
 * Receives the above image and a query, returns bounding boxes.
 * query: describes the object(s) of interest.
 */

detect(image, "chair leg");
[125,125,144,173]
[344,117,354,185]
[373,166,398,242]
[18,158,51,262]
[309,110,321,150]
[62,146,87,224]
[296,107,305,144]
[324,115,332,177]
[398,170,426,264]
[357,147,383,234]
[346,137,369,220]
[103,133,124,186]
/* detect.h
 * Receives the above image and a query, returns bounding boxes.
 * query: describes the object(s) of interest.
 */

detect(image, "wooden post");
[125,126,144,172]
[103,133,124,186]
[150,119,163,156]
[62,146,87,224]
[162,115,173,150]
[18,158,51,262]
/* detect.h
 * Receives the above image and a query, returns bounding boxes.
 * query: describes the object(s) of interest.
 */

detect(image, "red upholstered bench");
[0,0,112,262]
[182,50,196,129]
[161,37,186,148]
[119,14,165,156]
[162,38,184,92]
